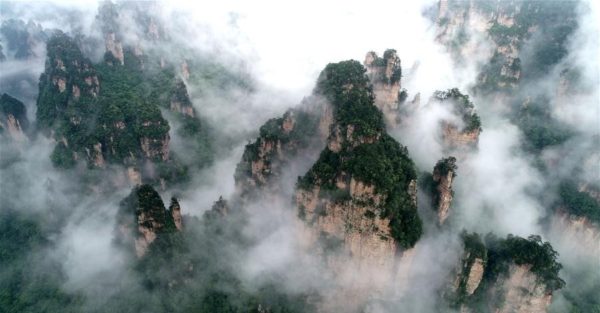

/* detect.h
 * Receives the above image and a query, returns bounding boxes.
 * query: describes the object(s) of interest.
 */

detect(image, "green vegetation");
[398,89,408,103]
[558,180,600,224]
[434,88,481,132]
[469,0,578,94]
[119,184,178,234]
[484,234,565,292]
[34,32,215,186]
[514,98,573,152]
[457,233,565,310]
[0,211,82,312]
[367,49,402,84]
[431,156,457,210]
[298,60,421,248]
[475,52,520,94]
[452,232,487,306]
[112,186,317,313]
[0,93,29,131]
[315,60,385,139]
[234,109,320,188]
[434,156,457,178]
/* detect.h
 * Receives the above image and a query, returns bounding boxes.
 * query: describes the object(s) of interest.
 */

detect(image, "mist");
[1,0,599,312]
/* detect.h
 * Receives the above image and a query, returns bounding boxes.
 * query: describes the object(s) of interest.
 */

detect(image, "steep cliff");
[450,233,564,313]
[117,184,181,257]
[35,31,211,187]
[436,0,578,93]
[0,93,29,142]
[363,49,403,126]
[0,19,47,60]
[551,180,600,255]
[294,61,421,304]
[235,97,329,198]
[433,88,481,150]
[432,156,457,225]
[447,232,487,306]
[97,1,124,65]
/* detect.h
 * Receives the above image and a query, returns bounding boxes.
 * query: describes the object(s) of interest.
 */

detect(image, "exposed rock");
[92,142,105,167]
[364,49,402,126]
[408,179,417,207]
[551,210,600,256]
[432,156,457,225]
[443,123,480,148]
[105,32,124,65]
[498,264,553,313]
[181,60,190,80]
[0,19,46,60]
[464,258,484,295]
[452,234,563,313]
[37,32,100,131]
[169,198,183,231]
[433,89,481,150]
[118,185,181,257]
[140,131,170,161]
[211,196,230,217]
[296,183,396,271]
[0,93,29,142]
[293,61,421,310]
[170,79,195,117]
[234,101,326,198]
[127,167,142,186]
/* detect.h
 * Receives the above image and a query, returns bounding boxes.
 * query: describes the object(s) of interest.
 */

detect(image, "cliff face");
[436,0,578,93]
[551,210,600,257]
[496,264,553,313]
[451,234,563,313]
[0,93,29,142]
[293,61,421,307]
[433,89,481,150]
[118,184,181,257]
[364,49,402,126]
[170,79,195,117]
[551,181,600,255]
[34,30,212,188]
[234,97,329,198]
[432,157,457,225]
[0,19,47,60]
[97,1,124,65]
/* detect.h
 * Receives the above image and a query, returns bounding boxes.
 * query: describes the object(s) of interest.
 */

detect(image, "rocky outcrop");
[211,196,229,217]
[0,93,29,142]
[140,131,170,161]
[497,264,553,313]
[0,19,47,60]
[127,166,142,186]
[452,234,563,313]
[442,123,480,148]
[433,89,481,150]
[297,179,397,268]
[234,98,328,198]
[432,157,457,225]
[364,49,402,126]
[35,31,194,187]
[97,1,124,66]
[169,198,183,231]
[464,258,484,295]
[294,61,421,309]
[118,184,182,257]
[436,1,577,93]
[105,32,124,65]
[170,79,195,117]
[36,32,100,130]
[551,210,600,256]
